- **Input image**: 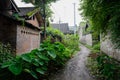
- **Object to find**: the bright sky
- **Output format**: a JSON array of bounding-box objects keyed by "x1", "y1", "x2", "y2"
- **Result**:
[{"x1": 51, "y1": 0, "x2": 83, "y2": 26}]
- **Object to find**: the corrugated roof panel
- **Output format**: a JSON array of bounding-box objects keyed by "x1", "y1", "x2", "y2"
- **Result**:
[{"x1": 14, "y1": 0, "x2": 34, "y2": 7}]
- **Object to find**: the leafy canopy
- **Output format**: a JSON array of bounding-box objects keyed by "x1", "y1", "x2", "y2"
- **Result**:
[
  {"x1": 80, "y1": 0, "x2": 120, "y2": 48},
  {"x1": 22, "y1": 0, "x2": 58, "y2": 19}
]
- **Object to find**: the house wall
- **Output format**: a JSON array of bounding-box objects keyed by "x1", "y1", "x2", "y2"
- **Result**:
[
  {"x1": 16, "y1": 25, "x2": 40, "y2": 55},
  {"x1": 0, "y1": 15, "x2": 16, "y2": 54},
  {"x1": 26, "y1": 16, "x2": 40, "y2": 28},
  {"x1": 80, "y1": 34, "x2": 92, "y2": 46},
  {"x1": 78, "y1": 26, "x2": 83, "y2": 41},
  {"x1": 0, "y1": 0, "x2": 10, "y2": 10},
  {"x1": 101, "y1": 35, "x2": 120, "y2": 61}
]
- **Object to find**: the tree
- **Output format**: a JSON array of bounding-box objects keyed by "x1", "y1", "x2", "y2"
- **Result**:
[
  {"x1": 80, "y1": 0, "x2": 120, "y2": 48},
  {"x1": 22, "y1": 0, "x2": 57, "y2": 19},
  {"x1": 22, "y1": 0, "x2": 58, "y2": 39}
]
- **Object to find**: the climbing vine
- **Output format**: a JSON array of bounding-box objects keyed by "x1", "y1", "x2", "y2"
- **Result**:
[{"x1": 80, "y1": 0, "x2": 120, "y2": 48}]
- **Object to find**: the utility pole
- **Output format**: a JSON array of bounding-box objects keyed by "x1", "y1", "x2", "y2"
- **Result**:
[
  {"x1": 73, "y1": 3, "x2": 76, "y2": 34},
  {"x1": 59, "y1": 18, "x2": 61, "y2": 30},
  {"x1": 42, "y1": 0, "x2": 46, "y2": 39}
]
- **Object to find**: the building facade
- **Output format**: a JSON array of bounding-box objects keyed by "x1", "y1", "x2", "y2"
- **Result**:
[{"x1": 0, "y1": 0, "x2": 42, "y2": 55}]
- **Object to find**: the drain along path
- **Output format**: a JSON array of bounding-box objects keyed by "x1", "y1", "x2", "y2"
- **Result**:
[{"x1": 50, "y1": 45, "x2": 94, "y2": 80}]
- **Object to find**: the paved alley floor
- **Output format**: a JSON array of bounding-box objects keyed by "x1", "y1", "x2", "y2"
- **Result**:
[{"x1": 50, "y1": 45, "x2": 94, "y2": 80}]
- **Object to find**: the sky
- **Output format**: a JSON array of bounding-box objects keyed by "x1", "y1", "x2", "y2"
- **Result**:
[
  {"x1": 51, "y1": 0, "x2": 83, "y2": 26},
  {"x1": 14, "y1": 0, "x2": 83, "y2": 26}
]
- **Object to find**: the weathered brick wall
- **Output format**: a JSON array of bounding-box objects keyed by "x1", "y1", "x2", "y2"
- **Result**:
[
  {"x1": 0, "y1": 15, "x2": 41, "y2": 55},
  {"x1": 101, "y1": 35, "x2": 120, "y2": 61},
  {"x1": 16, "y1": 25, "x2": 40, "y2": 55},
  {"x1": 0, "y1": 16, "x2": 16, "y2": 54}
]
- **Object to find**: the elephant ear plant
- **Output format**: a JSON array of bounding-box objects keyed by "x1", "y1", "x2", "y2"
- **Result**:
[{"x1": 0, "y1": 41, "x2": 70, "y2": 80}]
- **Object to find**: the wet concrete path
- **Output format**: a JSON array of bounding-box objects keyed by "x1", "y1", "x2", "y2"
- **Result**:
[{"x1": 50, "y1": 45, "x2": 94, "y2": 80}]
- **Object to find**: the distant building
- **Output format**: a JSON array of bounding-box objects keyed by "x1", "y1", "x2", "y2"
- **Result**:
[{"x1": 51, "y1": 23, "x2": 74, "y2": 34}]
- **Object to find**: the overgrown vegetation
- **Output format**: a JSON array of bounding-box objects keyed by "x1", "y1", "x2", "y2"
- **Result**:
[
  {"x1": 80, "y1": 0, "x2": 120, "y2": 48},
  {"x1": 0, "y1": 27, "x2": 79, "y2": 80},
  {"x1": 46, "y1": 27, "x2": 80, "y2": 55},
  {"x1": 85, "y1": 38, "x2": 119, "y2": 80},
  {"x1": 22, "y1": 0, "x2": 57, "y2": 20},
  {"x1": 87, "y1": 53, "x2": 120, "y2": 80},
  {"x1": 0, "y1": 43, "x2": 14, "y2": 63},
  {"x1": 63, "y1": 34, "x2": 80, "y2": 55},
  {"x1": 46, "y1": 27, "x2": 64, "y2": 42},
  {"x1": 0, "y1": 41, "x2": 71, "y2": 80},
  {"x1": 82, "y1": 42, "x2": 100, "y2": 53}
]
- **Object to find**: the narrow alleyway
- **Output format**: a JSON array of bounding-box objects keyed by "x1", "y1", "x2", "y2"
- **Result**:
[{"x1": 50, "y1": 45, "x2": 94, "y2": 80}]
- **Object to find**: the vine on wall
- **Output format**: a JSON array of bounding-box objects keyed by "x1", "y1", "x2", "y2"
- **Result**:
[{"x1": 80, "y1": 0, "x2": 120, "y2": 48}]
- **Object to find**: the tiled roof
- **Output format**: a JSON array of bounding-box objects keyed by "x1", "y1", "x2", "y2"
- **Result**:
[
  {"x1": 0, "y1": 0, "x2": 19, "y2": 12},
  {"x1": 51, "y1": 23, "x2": 70, "y2": 34},
  {"x1": 0, "y1": 13, "x2": 40, "y2": 30},
  {"x1": 18, "y1": 7, "x2": 35, "y2": 16},
  {"x1": 13, "y1": 0, "x2": 36, "y2": 17},
  {"x1": 13, "y1": 0, "x2": 34, "y2": 7}
]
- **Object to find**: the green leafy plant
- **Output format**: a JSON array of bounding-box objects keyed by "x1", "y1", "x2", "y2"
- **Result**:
[
  {"x1": 92, "y1": 42, "x2": 100, "y2": 53},
  {"x1": 63, "y1": 34, "x2": 80, "y2": 55},
  {"x1": 46, "y1": 27, "x2": 64, "y2": 42},
  {"x1": 0, "y1": 43, "x2": 14, "y2": 63},
  {"x1": 87, "y1": 53, "x2": 120, "y2": 80},
  {"x1": 80, "y1": 0, "x2": 120, "y2": 48},
  {"x1": 0, "y1": 40, "x2": 71, "y2": 80}
]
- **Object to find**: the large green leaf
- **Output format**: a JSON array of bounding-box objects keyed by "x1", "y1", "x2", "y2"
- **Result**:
[
  {"x1": 24, "y1": 68, "x2": 31, "y2": 73},
  {"x1": 38, "y1": 54, "x2": 49, "y2": 61},
  {"x1": 38, "y1": 48, "x2": 45, "y2": 51},
  {"x1": 34, "y1": 58, "x2": 44, "y2": 66},
  {"x1": 1, "y1": 61, "x2": 12, "y2": 68},
  {"x1": 30, "y1": 70, "x2": 38, "y2": 79},
  {"x1": 21, "y1": 54, "x2": 32, "y2": 63},
  {"x1": 32, "y1": 59, "x2": 40, "y2": 66},
  {"x1": 31, "y1": 49, "x2": 38, "y2": 54},
  {"x1": 36, "y1": 68, "x2": 45, "y2": 75},
  {"x1": 8, "y1": 62, "x2": 22, "y2": 75},
  {"x1": 38, "y1": 61, "x2": 44, "y2": 66},
  {"x1": 47, "y1": 51, "x2": 56, "y2": 58},
  {"x1": 24, "y1": 69, "x2": 39, "y2": 79}
]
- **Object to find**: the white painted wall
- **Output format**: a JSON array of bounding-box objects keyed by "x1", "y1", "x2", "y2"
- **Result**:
[
  {"x1": 80, "y1": 34, "x2": 92, "y2": 46},
  {"x1": 101, "y1": 36, "x2": 120, "y2": 61}
]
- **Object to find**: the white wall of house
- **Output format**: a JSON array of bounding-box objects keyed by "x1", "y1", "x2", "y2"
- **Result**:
[
  {"x1": 78, "y1": 26, "x2": 92, "y2": 46},
  {"x1": 80, "y1": 34, "x2": 92, "y2": 46},
  {"x1": 79, "y1": 26, "x2": 83, "y2": 41},
  {"x1": 101, "y1": 35, "x2": 120, "y2": 61}
]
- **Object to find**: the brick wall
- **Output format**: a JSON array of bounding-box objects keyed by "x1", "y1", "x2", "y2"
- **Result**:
[
  {"x1": 0, "y1": 14, "x2": 41, "y2": 55},
  {"x1": 16, "y1": 25, "x2": 40, "y2": 55}
]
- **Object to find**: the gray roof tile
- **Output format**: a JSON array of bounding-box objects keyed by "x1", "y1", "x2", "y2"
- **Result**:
[{"x1": 51, "y1": 23, "x2": 70, "y2": 34}]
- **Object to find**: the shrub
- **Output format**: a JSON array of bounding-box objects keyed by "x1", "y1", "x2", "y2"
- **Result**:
[
  {"x1": 80, "y1": 0, "x2": 120, "y2": 48},
  {"x1": 46, "y1": 27, "x2": 64, "y2": 42},
  {"x1": 87, "y1": 53, "x2": 120, "y2": 80},
  {"x1": 63, "y1": 34, "x2": 80, "y2": 54},
  {"x1": 92, "y1": 42, "x2": 100, "y2": 53},
  {"x1": 0, "y1": 43, "x2": 14, "y2": 63},
  {"x1": 0, "y1": 41, "x2": 71, "y2": 80}
]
